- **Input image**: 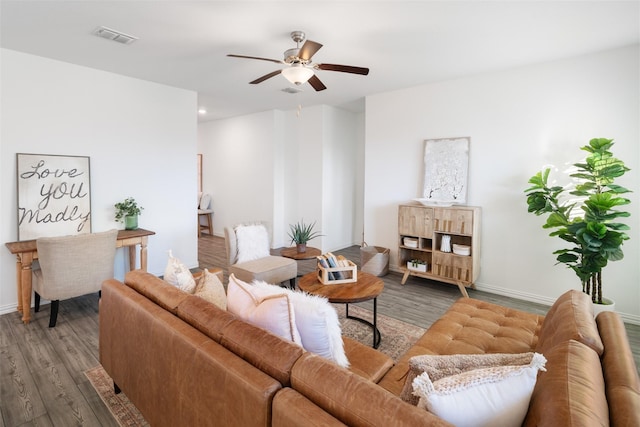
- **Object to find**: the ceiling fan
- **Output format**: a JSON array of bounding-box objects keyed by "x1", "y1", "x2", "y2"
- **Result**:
[{"x1": 227, "y1": 31, "x2": 369, "y2": 92}]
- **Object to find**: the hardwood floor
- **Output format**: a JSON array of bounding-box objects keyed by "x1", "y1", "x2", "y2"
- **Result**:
[
  {"x1": 0, "y1": 293, "x2": 118, "y2": 427},
  {"x1": 1, "y1": 234, "x2": 638, "y2": 426}
]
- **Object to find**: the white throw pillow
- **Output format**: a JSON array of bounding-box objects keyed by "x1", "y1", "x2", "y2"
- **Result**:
[
  {"x1": 400, "y1": 352, "x2": 536, "y2": 405},
  {"x1": 163, "y1": 250, "x2": 196, "y2": 293},
  {"x1": 235, "y1": 224, "x2": 270, "y2": 263},
  {"x1": 252, "y1": 280, "x2": 348, "y2": 368},
  {"x1": 199, "y1": 193, "x2": 212, "y2": 210},
  {"x1": 412, "y1": 353, "x2": 547, "y2": 427},
  {"x1": 226, "y1": 274, "x2": 302, "y2": 345},
  {"x1": 194, "y1": 268, "x2": 227, "y2": 310}
]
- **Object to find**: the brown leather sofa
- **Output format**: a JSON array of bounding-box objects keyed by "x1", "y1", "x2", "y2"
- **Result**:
[{"x1": 100, "y1": 271, "x2": 639, "y2": 426}]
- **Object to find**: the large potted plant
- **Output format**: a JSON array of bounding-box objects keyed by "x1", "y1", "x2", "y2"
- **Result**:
[
  {"x1": 115, "y1": 197, "x2": 144, "y2": 230},
  {"x1": 524, "y1": 138, "x2": 631, "y2": 307},
  {"x1": 288, "y1": 220, "x2": 323, "y2": 253}
]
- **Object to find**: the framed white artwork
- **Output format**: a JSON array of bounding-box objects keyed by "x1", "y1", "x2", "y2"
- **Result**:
[
  {"x1": 16, "y1": 153, "x2": 92, "y2": 240},
  {"x1": 421, "y1": 137, "x2": 470, "y2": 205}
]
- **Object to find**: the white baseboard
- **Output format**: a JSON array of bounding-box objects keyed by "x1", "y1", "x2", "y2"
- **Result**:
[
  {"x1": 474, "y1": 281, "x2": 640, "y2": 325},
  {"x1": 473, "y1": 281, "x2": 556, "y2": 306},
  {"x1": 1, "y1": 300, "x2": 52, "y2": 317},
  {"x1": 0, "y1": 303, "x2": 18, "y2": 316},
  {"x1": 389, "y1": 265, "x2": 640, "y2": 325}
]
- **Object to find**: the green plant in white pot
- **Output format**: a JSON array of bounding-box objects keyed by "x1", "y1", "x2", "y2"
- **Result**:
[
  {"x1": 115, "y1": 197, "x2": 144, "y2": 230},
  {"x1": 288, "y1": 220, "x2": 323, "y2": 253},
  {"x1": 524, "y1": 138, "x2": 631, "y2": 306}
]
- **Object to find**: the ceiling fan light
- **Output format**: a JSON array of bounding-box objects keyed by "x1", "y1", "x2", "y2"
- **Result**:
[{"x1": 282, "y1": 65, "x2": 314, "y2": 85}]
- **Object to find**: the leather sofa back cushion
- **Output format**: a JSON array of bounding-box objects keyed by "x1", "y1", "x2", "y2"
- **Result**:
[
  {"x1": 535, "y1": 290, "x2": 604, "y2": 356},
  {"x1": 524, "y1": 340, "x2": 608, "y2": 426},
  {"x1": 124, "y1": 270, "x2": 189, "y2": 314},
  {"x1": 175, "y1": 295, "x2": 236, "y2": 342},
  {"x1": 221, "y1": 319, "x2": 304, "y2": 386}
]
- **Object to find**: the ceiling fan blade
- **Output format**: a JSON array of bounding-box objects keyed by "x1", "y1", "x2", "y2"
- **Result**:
[
  {"x1": 316, "y1": 63, "x2": 369, "y2": 75},
  {"x1": 227, "y1": 54, "x2": 283, "y2": 64},
  {"x1": 250, "y1": 70, "x2": 282, "y2": 84},
  {"x1": 307, "y1": 74, "x2": 327, "y2": 92},
  {"x1": 298, "y1": 40, "x2": 323, "y2": 61}
]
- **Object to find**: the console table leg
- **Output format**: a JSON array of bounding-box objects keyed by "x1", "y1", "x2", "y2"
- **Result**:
[{"x1": 15, "y1": 258, "x2": 22, "y2": 313}]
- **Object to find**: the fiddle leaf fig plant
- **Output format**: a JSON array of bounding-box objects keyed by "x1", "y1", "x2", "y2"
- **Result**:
[{"x1": 524, "y1": 138, "x2": 631, "y2": 304}]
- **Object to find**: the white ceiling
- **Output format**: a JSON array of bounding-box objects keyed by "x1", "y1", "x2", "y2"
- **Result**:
[{"x1": 1, "y1": 1, "x2": 638, "y2": 122}]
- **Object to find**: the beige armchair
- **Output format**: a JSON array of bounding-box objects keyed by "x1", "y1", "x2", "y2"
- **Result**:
[
  {"x1": 225, "y1": 223, "x2": 297, "y2": 288},
  {"x1": 33, "y1": 229, "x2": 118, "y2": 327}
]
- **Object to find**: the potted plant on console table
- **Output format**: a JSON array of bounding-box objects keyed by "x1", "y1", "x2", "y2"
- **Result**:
[
  {"x1": 115, "y1": 197, "x2": 144, "y2": 230},
  {"x1": 524, "y1": 138, "x2": 631, "y2": 312},
  {"x1": 288, "y1": 220, "x2": 323, "y2": 253}
]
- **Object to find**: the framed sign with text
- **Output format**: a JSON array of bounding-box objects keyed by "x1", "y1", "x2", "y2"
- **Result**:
[{"x1": 16, "y1": 153, "x2": 92, "y2": 241}]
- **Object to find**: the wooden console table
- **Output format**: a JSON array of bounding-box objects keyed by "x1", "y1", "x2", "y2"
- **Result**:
[{"x1": 5, "y1": 228, "x2": 155, "y2": 324}]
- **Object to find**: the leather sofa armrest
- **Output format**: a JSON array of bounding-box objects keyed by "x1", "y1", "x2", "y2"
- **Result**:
[
  {"x1": 343, "y1": 337, "x2": 393, "y2": 383},
  {"x1": 596, "y1": 311, "x2": 640, "y2": 426}
]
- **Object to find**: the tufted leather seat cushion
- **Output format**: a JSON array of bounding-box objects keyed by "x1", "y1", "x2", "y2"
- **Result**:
[{"x1": 378, "y1": 297, "x2": 544, "y2": 396}]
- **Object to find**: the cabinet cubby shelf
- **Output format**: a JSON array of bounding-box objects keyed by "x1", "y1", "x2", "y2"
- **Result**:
[{"x1": 398, "y1": 204, "x2": 481, "y2": 297}]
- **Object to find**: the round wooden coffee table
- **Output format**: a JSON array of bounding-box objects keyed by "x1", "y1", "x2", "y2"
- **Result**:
[
  {"x1": 280, "y1": 246, "x2": 321, "y2": 260},
  {"x1": 298, "y1": 271, "x2": 384, "y2": 348}
]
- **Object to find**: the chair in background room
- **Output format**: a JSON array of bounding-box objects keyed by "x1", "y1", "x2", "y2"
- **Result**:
[
  {"x1": 198, "y1": 193, "x2": 214, "y2": 237},
  {"x1": 33, "y1": 229, "x2": 118, "y2": 327},
  {"x1": 225, "y1": 222, "x2": 297, "y2": 288}
]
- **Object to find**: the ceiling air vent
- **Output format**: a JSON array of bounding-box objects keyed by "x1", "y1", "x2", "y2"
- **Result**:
[{"x1": 92, "y1": 26, "x2": 138, "y2": 45}]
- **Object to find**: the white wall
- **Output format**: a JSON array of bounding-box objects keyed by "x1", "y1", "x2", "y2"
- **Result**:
[
  {"x1": 0, "y1": 49, "x2": 198, "y2": 313},
  {"x1": 364, "y1": 45, "x2": 640, "y2": 322},
  {"x1": 197, "y1": 105, "x2": 361, "y2": 251},
  {"x1": 197, "y1": 110, "x2": 277, "y2": 242},
  {"x1": 322, "y1": 106, "x2": 360, "y2": 251}
]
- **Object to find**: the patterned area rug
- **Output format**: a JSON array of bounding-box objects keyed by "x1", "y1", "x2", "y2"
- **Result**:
[
  {"x1": 335, "y1": 304, "x2": 425, "y2": 362},
  {"x1": 85, "y1": 367, "x2": 149, "y2": 427},
  {"x1": 85, "y1": 306, "x2": 425, "y2": 426}
]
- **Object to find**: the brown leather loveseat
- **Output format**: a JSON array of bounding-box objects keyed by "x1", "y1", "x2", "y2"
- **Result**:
[{"x1": 100, "y1": 271, "x2": 639, "y2": 426}]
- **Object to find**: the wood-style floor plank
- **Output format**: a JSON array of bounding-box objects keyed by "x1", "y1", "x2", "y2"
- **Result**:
[
  {"x1": 0, "y1": 342, "x2": 47, "y2": 426},
  {"x1": 76, "y1": 381, "x2": 119, "y2": 427},
  {"x1": 30, "y1": 363, "x2": 100, "y2": 426}
]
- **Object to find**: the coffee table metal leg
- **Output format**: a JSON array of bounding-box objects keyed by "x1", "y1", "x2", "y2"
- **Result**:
[{"x1": 345, "y1": 299, "x2": 382, "y2": 349}]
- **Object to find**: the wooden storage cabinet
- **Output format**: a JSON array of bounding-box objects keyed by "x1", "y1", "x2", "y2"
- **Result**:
[{"x1": 398, "y1": 204, "x2": 481, "y2": 297}]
